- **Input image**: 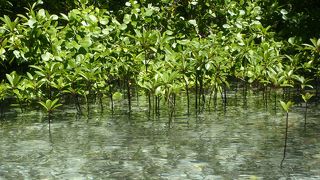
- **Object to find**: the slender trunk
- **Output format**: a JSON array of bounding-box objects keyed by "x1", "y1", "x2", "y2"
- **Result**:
[
  {"x1": 185, "y1": 82, "x2": 190, "y2": 115},
  {"x1": 85, "y1": 83, "x2": 91, "y2": 116},
  {"x1": 99, "y1": 94, "x2": 103, "y2": 113},
  {"x1": 148, "y1": 92, "x2": 151, "y2": 113},
  {"x1": 213, "y1": 88, "x2": 217, "y2": 110},
  {"x1": 152, "y1": 94, "x2": 155, "y2": 116},
  {"x1": 109, "y1": 87, "x2": 114, "y2": 113},
  {"x1": 243, "y1": 81, "x2": 247, "y2": 109},
  {"x1": 316, "y1": 77, "x2": 319, "y2": 101},
  {"x1": 48, "y1": 83, "x2": 52, "y2": 99},
  {"x1": 173, "y1": 94, "x2": 176, "y2": 111},
  {"x1": 304, "y1": 102, "x2": 308, "y2": 129},
  {"x1": 136, "y1": 87, "x2": 139, "y2": 106},
  {"x1": 208, "y1": 89, "x2": 213, "y2": 111},
  {"x1": 168, "y1": 94, "x2": 175, "y2": 125},
  {"x1": 281, "y1": 112, "x2": 289, "y2": 168},
  {"x1": 157, "y1": 96, "x2": 160, "y2": 116},
  {"x1": 85, "y1": 94, "x2": 90, "y2": 116},
  {"x1": 75, "y1": 94, "x2": 82, "y2": 115},
  {"x1": 48, "y1": 113, "x2": 52, "y2": 125},
  {"x1": 223, "y1": 84, "x2": 227, "y2": 110},
  {"x1": 127, "y1": 77, "x2": 131, "y2": 112},
  {"x1": 144, "y1": 47, "x2": 148, "y2": 73},
  {"x1": 16, "y1": 96, "x2": 23, "y2": 113},
  {"x1": 274, "y1": 91, "x2": 277, "y2": 112},
  {"x1": 0, "y1": 102, "x2": 3, "y2": 117},
  {"x1": 265, "y1": 87, "x2": 268, "y2": 108},
  {"x1": 168, "y1": 96, "x2": 172, "y2": 125},
  {"x1": 195, "y1": 74, "x2": 198, "y2": 113},
  {"x1": 155, "y1": 96, "x2": 158, "y2": 115},
  {"x1": 200, "y1": 77, "x2": 205, "y2": 111}
]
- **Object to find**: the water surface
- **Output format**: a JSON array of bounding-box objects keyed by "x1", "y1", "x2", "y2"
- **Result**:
[{"x1": 0, "y1": 95, "x2": 320, "y2": 179}]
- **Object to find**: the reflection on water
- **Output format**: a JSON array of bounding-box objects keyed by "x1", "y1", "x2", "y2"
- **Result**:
[{"x1": 0, "y1": 94, "x2": 320, "y2": 179}]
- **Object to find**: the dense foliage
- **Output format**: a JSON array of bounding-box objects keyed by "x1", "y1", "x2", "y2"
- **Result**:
[{"x1": 0, "y1": 0, "x2": 319, "y2": 119}]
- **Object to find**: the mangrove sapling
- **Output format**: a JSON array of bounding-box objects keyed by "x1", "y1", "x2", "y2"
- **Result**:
[
  {"x1": 301, "y1": 93, "x2": 314, "y2": 129},
  {"x1": 0, "y1": 83, "x2": 7, "y2": 117},
  {"x1": 25, "y1": 72, "x2": 45, "y2": 101},
  {"x1": 30, "y1": 62, "x2": 61, "y2": 99},
  {"x1": 92, "y1": 77, "x2": 107, "y2": 113},
  {"x1": 112, "y1": 91, "x2": 123, "y2": 110},
  {"x1": 51, "y1": 77, "x2": 68, "y2": 98},
  {"x1": 39, "y1": 98, "x2": 62, "y2": 126},
  {"x1": 64, "y1": 86, "x2": 83, "y2": 115},
  {"x1": 126, "y1": 77, "x2": 132, "y2": 112},
  {"x1": 184, "y1": 76, "x2": 190, "y2": 115},
  {"x1": 79, "y1": 66, "x2": 100, "y2": 116},
  {"x1": 267, "y1": 66, "x2": 285, "y2": 111},
  {"x1": 5, "y1": 71, "x2": 24, "y2": 112},
  {"x1": 279, "y1": 100, "x2": 294, "y2": 168}
]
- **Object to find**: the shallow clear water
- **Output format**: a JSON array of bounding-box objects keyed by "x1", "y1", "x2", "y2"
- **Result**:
[{"x1": 0, "y1": 94, "x2": 320, "y2": 179}]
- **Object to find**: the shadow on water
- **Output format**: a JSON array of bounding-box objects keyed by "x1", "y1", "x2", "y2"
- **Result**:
[{"x1": 0, "y1": 94, "x2": 320, "y2": 179}]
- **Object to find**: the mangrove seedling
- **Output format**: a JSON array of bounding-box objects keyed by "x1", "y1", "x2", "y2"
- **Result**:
[
  {"x1": 301, "y1": 93, "x2": 314, "y2": 129},
  {"x1": 279, "y1": 100, "x2": 294, "y2": 168},
  {"x1": 0, "y1": 83, "x2": 8, "y2": 117},
  {"x1": 112, "y1": 91, "x2": 123, "y2": 111},
  {"x1": 39, "y1": 98, "x2": 62, "y2": 124},
  {"x1": 6, "y1": 71, "x2": 24, "y2": 112}
]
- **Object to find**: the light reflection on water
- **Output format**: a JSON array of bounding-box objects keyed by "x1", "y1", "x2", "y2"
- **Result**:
[{"x1": 0, "y1": 94, "x2": 320, "y2": 179}]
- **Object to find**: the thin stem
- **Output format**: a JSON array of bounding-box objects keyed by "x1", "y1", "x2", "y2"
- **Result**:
[
  {"x1": 304, "y1": 102, "x2": 308, "y2": 129},
  {"x1": 281, "y1": 112, "x2": 289, "y2": 168},
  {"x1": 185, "y1": 82, "x2": 190, "y2": 115},
  {"x1": 99, "y1": 94, "x2": 104, "y2": 113},
  {"x1": 195, "y1": 74, "x2": 198, "y2": 113},
  {"x1": 127, "y1": 77, "x2": 131, "y2": 112}
]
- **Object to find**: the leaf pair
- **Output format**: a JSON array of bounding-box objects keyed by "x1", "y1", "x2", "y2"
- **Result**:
[
  {"x1": 6, "y1": 71, "x2": 21, "y2": 89},
  {"x1": 301, "y1": 93, "x2": 314, "y2": 103},
  {"x1": 38, "y1": 98, "x2": 62, "y2": 114},
  {"x1": 279, "y1": 100, "x2": 294, "y2": 113}
]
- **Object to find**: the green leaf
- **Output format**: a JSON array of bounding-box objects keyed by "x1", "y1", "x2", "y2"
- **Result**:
[
  {"x1": 34, "y1": 70, "x2": 45, "y2": 77},
  {"x1": 50, "y1": 15, "x2": 58, "y2": 20},
  {"x1": 150, "y1": 47, "x2": 157, "y2": 52},
  {"x1": 89, "y1": 14, "x2": 98, "y2": 23},
  {"x1": 41, "y1": 52, "x2": 52, "y2": 61},
  {"x1": 79, "y1": 36, "x2": 92, "y2": 48},
  {"x1": 125, "y1": 2, "x2": 131, "y2": 6},
  {"x1": 188, "y1": 19, "x2": 197, "y2": 27},
  {"x1": 80, "y1": 0, "x2": 88, "y2": 5},
  {"x1": 120, "y1": 24, "x2": 127, "y2": 30},
  {"x1": 0, "y1": 48, "x2": 6, "y2": 55},
  {"x1": 60, "y1": 13, "x2": 69, "y2": 21},
  {"x1": 0, "y1": 16, "x2": 10, "y2": 31},
  {"x1": 27, "y1": 18, "x2": 37, "y2": 28},
  {"x1": 123, "y1": 14, "x2": 131, "y2": 24},
  {"x1": 39, "y1": 101, "x2": 49, "y2": 111},
  {"x1": 112, "y1": 92, "x2": 122, "y2": 101},
  {"x1": 6, "y1": 74, "x2": 13, "y2": 87},
  {"x1": 205, "y1": 63, "x2": 211, "y2": 70},
  {"x1": 288, "y1": 37, "x2": 296, "y2": 45},
  {"x1": 13, "y1": 50, "x2": 20, "y2": 58},
  {"x1": 100, "y1": 18, "x2": 109, "y2": 25},
  {"x1": 301, "y1": 93, "x2": 314, "y2": 102},
  {"x1": 39, "y1": 98, "x2": 62, "y2": 113},
  {"x1": 222, "y1": 24, "x2": 230, "y2": 29},
  {"x1": 37, "y1": 9, "x2": 46, "y2": 18},
  {"x1": 280, "y1": 9, "x2": 288, "y2": 15},
  {"x1": 145, "y1": 8, "x2": 153, "y2": 17},
  {"x1": 279, "y1": 100, "x2": 294, "y2": 113},
  {"x1": 239, "y1": 10, "x2": 245, "y2": 15}
]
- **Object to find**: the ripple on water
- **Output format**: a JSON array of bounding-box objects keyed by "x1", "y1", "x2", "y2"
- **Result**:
[{"x1": 1, "y1": 95, "x2": 320, "y2": 179}]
